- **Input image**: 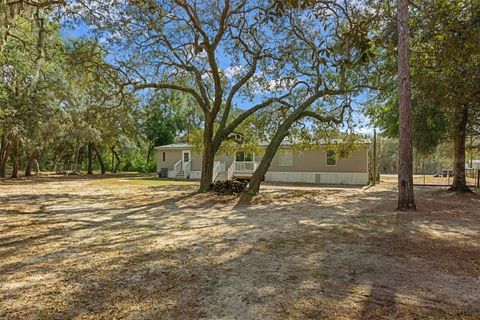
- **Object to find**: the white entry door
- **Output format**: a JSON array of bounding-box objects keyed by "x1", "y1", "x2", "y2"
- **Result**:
[{"x1": 182, "y1": 150, "x2": 191, "y2": 169}]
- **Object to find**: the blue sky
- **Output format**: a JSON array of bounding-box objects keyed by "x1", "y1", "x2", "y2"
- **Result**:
[{"x1": 61, "y1": 22, "x2": 90, "y2": 40}]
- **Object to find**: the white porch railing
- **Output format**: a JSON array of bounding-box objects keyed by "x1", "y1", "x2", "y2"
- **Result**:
[
  {"x1": 227, "y1": 161, "x2": 235, "y2": 180},
  {"x1": 184, "y1": 160, "x2": 192, "y2": 178},
  {"x1": 234, "y1": 161, "x2": 259, "y2": 172},
  {"x1": 213, "y1": 161, "x2": 220, "y2": 182},
  {"x1": 173, "y1": 160, "x2": 182, "y2": 174}
]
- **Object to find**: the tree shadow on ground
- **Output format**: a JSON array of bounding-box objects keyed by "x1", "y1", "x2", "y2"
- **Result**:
[{"x1": 1, "y1": 182, "x2": 479, "y2": 319}]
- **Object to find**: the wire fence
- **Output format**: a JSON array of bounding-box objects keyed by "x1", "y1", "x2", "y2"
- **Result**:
[{"x1": 379, "y1": 170, "x2": 479, "y2": 188}]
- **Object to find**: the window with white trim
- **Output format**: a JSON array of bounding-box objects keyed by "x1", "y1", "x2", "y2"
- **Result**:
[
  {"x1": 236, "y1": 151, "x2": 253, "y2": 162},
  {"x1": 162, "y1": 152, "x2": 166, "y2": 162},
  {"x1": 327, "y1": 150, "x2": 336, "y2": 166},
  {"x1": 279, "y1": 149, "x2": 293, "y2": 166}
]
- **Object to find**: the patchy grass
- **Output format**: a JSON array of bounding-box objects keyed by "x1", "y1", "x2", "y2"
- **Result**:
[
  {"x1": 0, "y1": 175, "x2": 479, "y2": 319},
  {"x1": 90, "y1": 175, "x2": 197, "y2": 187}
]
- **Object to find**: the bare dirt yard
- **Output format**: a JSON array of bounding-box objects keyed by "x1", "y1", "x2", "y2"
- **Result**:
[{"x1": 1, "y1": 175, "x2": 479, "y2": 320}]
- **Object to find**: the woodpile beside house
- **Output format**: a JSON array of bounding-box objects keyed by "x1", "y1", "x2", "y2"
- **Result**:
[{"x1": 210, "y1": 180, "x2": 248, "y2": 194}]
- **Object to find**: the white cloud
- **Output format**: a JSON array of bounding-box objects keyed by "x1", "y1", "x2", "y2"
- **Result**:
[
  {"x1": 224, "y1": 65, "x2": 245, "y2": 78},
  {"x1": 251, "y1": 76, "x2": 298, "y2": 94}
]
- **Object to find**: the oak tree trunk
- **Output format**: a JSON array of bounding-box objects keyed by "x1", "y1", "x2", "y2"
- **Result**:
[
  {"x1": 87, "y1": 142, "x2": 94, "y2": 175},
  {"x1": 67, "y1": 154, "x2": 72, "y2": 171},
  {"x1": 25, "y1": 155, "x2": 33, "y2": 177},
  {"x1": 199, "y1": 118, "x2": 217, "y2": 192},
  {"x1": 52, "y1": 149, "x2": 64, "y2": 173},
  {"x1": 245, "y1": 121, "x2": 292, "y2": 197},
  {"x1": 113, "y1": 149, "x2": 121, "y2": 173},
  {"x1": 111, "y1": 148, "x2": 115, "y2": 172},
  {"x1": 146, "y1": 142, "x2": 153, "y2": 167},
  {"x1": 0, "y1": 134, "x2": 9, "y2": 178},
  {"x1": 34, "y1": 159, "x2": 40, "y2": 175},
  {"x1": 25, "y1": 150, "x2": 40, "y2": 177},
  {"x1": 242, "y1": 96, "x2": 323, "y2": 197},
  {"x1": 25, "y1": 158, "x2": 41, "y2": 176},
  {"x1": 1, "y1": 150, "x2": 9, "y2": 178},
  {"x1": 0, "y1": 134, "x2": 5, "y2": 176},
  {"x1": 10, "y1": 137, "x2": 19, "y2": 179},
  {"x1": 448, "y1": 105, "x2": 470, "y2": 192},
  {"x1": 397, "y1": 0, "x2": 416, "y2": 210},
  {"x1": 73, "y1": 142, "x2": 80, "y2": 172},
  {"x1": 93, "y1": 144, "x2": 106, "y2": 174}
]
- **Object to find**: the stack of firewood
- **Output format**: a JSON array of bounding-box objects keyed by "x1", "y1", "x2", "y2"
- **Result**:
[
  {"x1": 56, "y1": 170, "x2": 81, "y2": 176},
  {"x1": 210, "y1": 180, "x2": 248, "y2": 194}
]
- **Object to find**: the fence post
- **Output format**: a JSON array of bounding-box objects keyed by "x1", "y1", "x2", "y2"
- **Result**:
[{"x1": 477, "y1": 169, "x2": 479, "y2": 188}]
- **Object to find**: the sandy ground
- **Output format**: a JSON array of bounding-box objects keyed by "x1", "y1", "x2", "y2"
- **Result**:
[{"x1": 0, "y1": 175, "x2": 479, "y2": 320}]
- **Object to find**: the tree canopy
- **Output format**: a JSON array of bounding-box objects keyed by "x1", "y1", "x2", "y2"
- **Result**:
[{"x1": 1, "y1": 0, "x2": 478, "y2": 200}]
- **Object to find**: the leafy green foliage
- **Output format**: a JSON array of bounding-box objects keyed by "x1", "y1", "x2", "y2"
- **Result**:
[
  {"x1": 372, "y1": 96, "x2": 448, "y2": 157},
  {"x1": 368, "y1": 0, "x2": 480, "y2": 158},
  {"x1": 142, "y1": 90, "x2": 194, "y2": 151},
  {"x1": 1, "y1": 16, "x2": 155, "y2": 175}
]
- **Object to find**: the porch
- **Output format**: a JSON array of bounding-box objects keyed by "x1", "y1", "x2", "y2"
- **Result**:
[
  {"x1": 231, "y1": 161, "x2": 260, "y2": 179},
  {"x1": 169, "y1": 159, "x2": 260, "y2": 181}
]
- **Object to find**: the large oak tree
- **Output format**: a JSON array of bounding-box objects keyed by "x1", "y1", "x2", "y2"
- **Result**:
[{"x1": 70, "y1": 0, "x2": 376, "y2": 192}]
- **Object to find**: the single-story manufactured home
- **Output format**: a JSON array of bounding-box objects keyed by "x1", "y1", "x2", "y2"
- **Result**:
[
  {"x1": 467, "y1": 160, "x2": 480, "y2": 169},
  {"x1": 155, "y1": 142, "x2": 369, "y2": 185}
]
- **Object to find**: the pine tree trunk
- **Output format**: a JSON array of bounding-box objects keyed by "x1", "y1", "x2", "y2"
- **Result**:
[
  {"x1": 448, "y1": 105, "x2": 470, "y2": 192},
  {"x1": 397, "y1": 0, "x2": 416, "y2": 210},
  {"x1": 10, "y1": 137, "x2": 19, "y2": 179},
  {"x1": 93, "y1": 144, "x2": 105, "y2": 174},
  {"x1": 87, "y1": 142, "x2": 93, "y2": 175}
]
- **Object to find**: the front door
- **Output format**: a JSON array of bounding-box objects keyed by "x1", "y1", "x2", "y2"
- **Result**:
[{"x1": 182, "y1": 150, "x2": 191, "y2": 169}]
